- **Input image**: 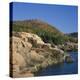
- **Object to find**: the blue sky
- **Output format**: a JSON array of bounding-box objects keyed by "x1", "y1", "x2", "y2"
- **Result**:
[{"x1": 11, "y1": 2, "x2": 78, "y2": 33}]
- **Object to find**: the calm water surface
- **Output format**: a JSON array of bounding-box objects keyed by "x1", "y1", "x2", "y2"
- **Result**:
[{"x1": 35, "y1": 52, "x2": 78, "y2": 76}]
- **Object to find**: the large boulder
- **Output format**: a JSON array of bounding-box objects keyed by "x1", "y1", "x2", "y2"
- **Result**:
[{"x1": 65, "y1": 55, "x2": 73, "y2": 63}]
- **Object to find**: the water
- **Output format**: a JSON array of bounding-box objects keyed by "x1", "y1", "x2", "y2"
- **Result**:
[{"x1": 35, "y1": 52, "x2": 78, "y2": 76}]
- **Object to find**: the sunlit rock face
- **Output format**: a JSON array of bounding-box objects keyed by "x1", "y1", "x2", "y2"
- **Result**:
[{"x1": 10, "y1": 32, "x2": 66, "y2": 77}]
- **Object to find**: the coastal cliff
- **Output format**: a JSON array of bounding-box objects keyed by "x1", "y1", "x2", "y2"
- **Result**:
[{"x1": 10, "y1": 32, "x2": 67, "y2": 77}]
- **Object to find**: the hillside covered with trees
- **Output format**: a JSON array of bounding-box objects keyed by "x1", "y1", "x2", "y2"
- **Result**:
[{"x1": 11, "y1": 19, "x2": 78, "y2": 46}]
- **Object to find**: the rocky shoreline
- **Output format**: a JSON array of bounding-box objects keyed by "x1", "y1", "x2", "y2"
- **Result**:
[{"x1": 10, "y1": 32, "x2": 77, "y2": 77}]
